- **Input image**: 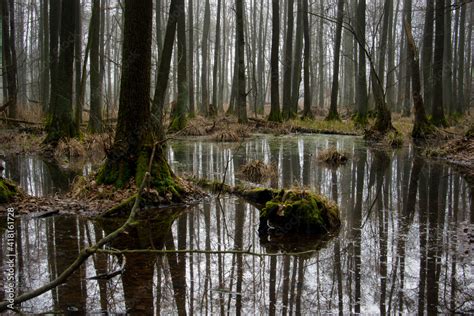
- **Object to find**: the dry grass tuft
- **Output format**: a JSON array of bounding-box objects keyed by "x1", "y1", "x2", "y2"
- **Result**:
[
  {"x1": 213, "y1": 130, "x2": 241, "y2": 142},
  {"x1": 239, "y1": 160, "x2": 276, "y2": 182},
  {"x1": 55, "y1": 138, "x2": 86, "y2": 159},
  {"x1": 317, "y1": 147, "x2": 348, "y2": 166}
]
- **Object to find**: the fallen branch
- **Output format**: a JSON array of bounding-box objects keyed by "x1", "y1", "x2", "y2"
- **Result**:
[
  {"x1": 0, "y1": 117, "x2": 42, "y2": 125},
  {"x1": 0, "y1": 172, "x2": 151, "y2": 311}
]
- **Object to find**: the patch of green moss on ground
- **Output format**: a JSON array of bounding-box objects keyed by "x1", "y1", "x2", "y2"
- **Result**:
[
  {"x1": 288, "y1": 118, "x2": 360, "y2": 135},
  {"x1": 0, "y1": 178, "x2": 18, "y2": 203}
]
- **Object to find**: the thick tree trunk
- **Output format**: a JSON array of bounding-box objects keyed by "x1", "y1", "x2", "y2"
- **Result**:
[
  {"x1": 1, "y1": 0, "x2": 18, "y2": 119},
  {"x1": 88, "y1": 0, "x2": 103, "y2": 133},
  {"x1": 98, "y1": 0, "x2": 180, "y2": 197},
  {"x1": 45, "y1": 0, "x2": 78, "y2": 144},
  {"x1": 431, "y1": 0, "x2": 446, "y2": 126},
  {"x1": 404, "y1": 18, "x2": 433, "y2": 139},
  {"x1": 74, "y1": 0, "x2": 82, "y2": 126},
  {"x1": 318, "y1": 0, "x2": 324, "y2": 109},
  {"x1": 48, "y1": 0, "x2": 60, "y2": 117},
  {"x1": 326, "y1": 0, "x2": 344, "y2": 121},
  {"x1": 236, "y1": 0, "x2": 247, "y2": 123},
  {"x1": 268, "y1": 0, "x2": 281, "y2": 122}
]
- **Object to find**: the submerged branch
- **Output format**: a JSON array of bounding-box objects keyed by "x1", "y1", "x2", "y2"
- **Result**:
[{"x1": 0, "y1": 172, "x2": 151, "y2": 311}]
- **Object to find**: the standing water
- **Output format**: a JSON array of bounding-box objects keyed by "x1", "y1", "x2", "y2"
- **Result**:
[{"x1": 0, "y1": 134, "x2": 472, "y2": 314}]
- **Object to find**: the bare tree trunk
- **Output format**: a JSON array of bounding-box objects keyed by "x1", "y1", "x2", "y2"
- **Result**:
[
  {"x1": 187, "y1": 0, "x2": 195, "y2": 116},
  {"x1": 456, "y1": 1, "x2": 466, "y2": 114},
  {"x1": 291, "y1": 0, "x2": 303, "y2": 116},
  {"x1": 236, "y1": 0, "x2": 247, "y2": 123},
  {"x1": 326, "y1": 0, "x2": 344, "y2": 121},
  {"x1": 318, "y1": 0, "x2": 324, "y2": 109},
  {"x1": 431, "y1": 0, "x2": 446, "y2": 126},
  {"x1": 422, "y1": 0, "x2": 434, "y2": 116},
  {"x1": 211, "y1": 0, "x2": 222, "y2": 116},
  {"x1": 443, "y1": 0, "x2": 453, "y2": 114},
  {"x1": 404, "y1": 17, "x2": 433, "y2": 139},
  {"x1": 201, "y1": 0, "x2": 210, "y2": 116},
  {"x1": 268, "y1": 0, "x2": 281, "y2": 122},
  {"x1": 301, "y1": 0, "x2": 313, "y2": 119},
  {"x1": 169, "y1": 0, "x2": 188, "y2": 132},
  {"x1": 74, "y1": 0, "x2": 82, "y2": 125},
  {"x1": 355, "y1": 0, "x2": 368, "y2": 123},
  {"x1": 1, "y1": 0, "x2": 18, "y2": 119},
  {"x1": 402, "y1": 0, "x2": 412, "y2": 117},
  {"x1": 282, "y1": 0, "x2": 294, "y2": 120},
  {"x1": 88, "y1": 0, "x2": 103, "y2": 133}
]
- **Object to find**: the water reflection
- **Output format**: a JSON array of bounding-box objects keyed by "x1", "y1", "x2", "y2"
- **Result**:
[{"x1": 0, "y1": 135, "x2": 473, "y2": 314}]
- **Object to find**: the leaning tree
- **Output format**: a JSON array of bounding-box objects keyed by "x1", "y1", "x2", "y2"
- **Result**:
[{"x1": 97, "y1": 0, "x2": 182, "y2": 199}]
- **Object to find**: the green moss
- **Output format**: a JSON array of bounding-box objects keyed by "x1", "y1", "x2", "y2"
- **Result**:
[
  {"x1": 268, "y1": 111, "x2": 282, "y2": 123},
  {"x1": 260, "y1": 189, "x2": 340, "y2": 235},
  {"x1": 0, "y1": 178, "x2": 18, "y2": 203},
  {"x1": 384, "y1": 130, "x2": 404, "y2": 148}
]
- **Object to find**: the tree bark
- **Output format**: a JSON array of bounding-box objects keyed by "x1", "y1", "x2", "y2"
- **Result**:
[
  {"x1": 268, "y1": 0, "x2": 281, "y2": 122},
  {"x1": 201, "y1": 0, "x2": 211, "y2": 116},
  {"x1": 187, "y1": 0, "x2": 195, "y2": 116},
  {"x1": 422, "y1": 0, "x2": 434, "y2": 115},
  {"x1": 169, "y1": 0, "x2": 188, "y2": 132},
  {"x1": 355, "y1": 0, "x2": 368, "y2": 123},
  {"x1": 431, "y1": 0, "x2": 446, "y2": 126},
  {"x1": 211, "y1": 0, "x2": 222, "y2": 116},
  {"x1": 282, "y1": 0, "x2": 294, "y2": 120},
  {"x1": 456, "y1": 1, "x2": 466, "y2": 114},
  {"x1": 291, "y1": 0, "x2": 303, "y2": 116},
  {"x1": 301, "y1": 0, "x2": 313, "y2": 119},
  {"x1": 1, "y1": 0, "x2": 18, "y2": 119},
  {"x1": 236, "y1": 0, "x2": 247, "y2": 123},
  {"x1": 404, "y1": 17, "x2": 434, "y2": 139},
  {"x1": 326, "y1": 0, "x2": 344, "y2": 120},
  {"x1": 45, "y1": 0, "x2": 78, "y2": 144},
  {"x1": 88, "y1": 0, "x2": 103, "y2": 133}
]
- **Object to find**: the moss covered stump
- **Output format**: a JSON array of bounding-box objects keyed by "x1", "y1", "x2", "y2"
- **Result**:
[
  {"x1": 259, "y1": 189, "x2": 340, "y2": 236},
  {"x1": 0, "y1": 178, "x2": 19, "y2": 203}
]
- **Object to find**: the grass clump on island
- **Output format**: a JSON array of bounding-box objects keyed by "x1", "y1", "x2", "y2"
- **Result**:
[
  {"x1": 317, "y1": 147, "x2": 349, "y2": 166},
  {"x1": 239, "y1": 160, "x2": 276, "y2": 182}
]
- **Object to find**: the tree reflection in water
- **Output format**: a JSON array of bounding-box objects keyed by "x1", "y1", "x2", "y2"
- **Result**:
[{"x1": 1, "y1": 135, "x2": 473, "y2": 314}]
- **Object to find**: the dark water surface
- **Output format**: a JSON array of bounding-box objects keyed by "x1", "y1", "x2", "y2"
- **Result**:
[{"x1": 1, "y1": 134, "x2": 473, "y2": 314}]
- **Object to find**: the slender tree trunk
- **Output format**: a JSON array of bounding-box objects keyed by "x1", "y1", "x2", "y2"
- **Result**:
[
  {"x1": 456, "y1": 1, "x2": 466, "y2": 114},
  {"x1": 48, "y1": 0, "x2": 60, "y2": 117},
  {"x1": 211, "y1": 0, "x2": 222, "y2": 116},
  {"x1": 443, "y1": 0, "x2": 453, "y2": 114},
  {"x1": 169, "y1": 0, "x2": 188, "y2": 132},
  {"x1": 187, "y1": 0, "x2": 195, "y2": 116},
  {"x1": 236, "y1": 0, "x2": 247, "y2": 123},
  {"x1": 402, "y1": 0, "x2": 412, "y2": 117},
  {"x1": 326, "y1": 0, "x2": 344, "y2": 121},
  {"x1": 431, "y1": 0, "x2": 446, "y2": 126},
  {"x1": 268, "y1": 0, "x2": 281, "y2": 122},
  {"x1": 40, "y1": 0, "x2": 49, "y2": 113},
  {"x1": 355, "y1": 0, "x2": 368, "y2": 123},
  {"x1": 422, "y1": 0, "x2": 434, "y2": 117},
  {"x1": 318, "y1": 0, "x2": 324, "y2": 109},
  {"x1": 74, "y1": 0, "x2": 82, "y2": 125},
  {"x1": 201, "y1": 0, "x2": 210, "y2": 116},
  {"x1": 88, "y1": 0, "x2": 103, "y2": 133},
  {"x1": 151, "y1": 0, "x2": 180, "y2": 138},
  {"x1": 282, "y1": 0, "x2": 294, "y2": 120},
  {"x1": 301, "y1": 0, "x2": 313, "y2": 119},
  {"x1": 386, "y1": 0, "x2": 399, "y2": 110},
  {"x1": 291, "y1": 0, "x2": 303, "y2": 116}
]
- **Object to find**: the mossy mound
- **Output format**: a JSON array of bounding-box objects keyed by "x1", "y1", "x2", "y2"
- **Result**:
[
  {"x1": 259, "y1": 189, "x2": 340, "y2": 236},
  {"x1": 239, "y1": 160, "x2": 276, "y2": 182},
  {"x1": 0, "y1": 178, "x2": 19, "y2": 203},
  {"x1": 317, "y1": 147, "x2": 348, "y2": 166}
]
